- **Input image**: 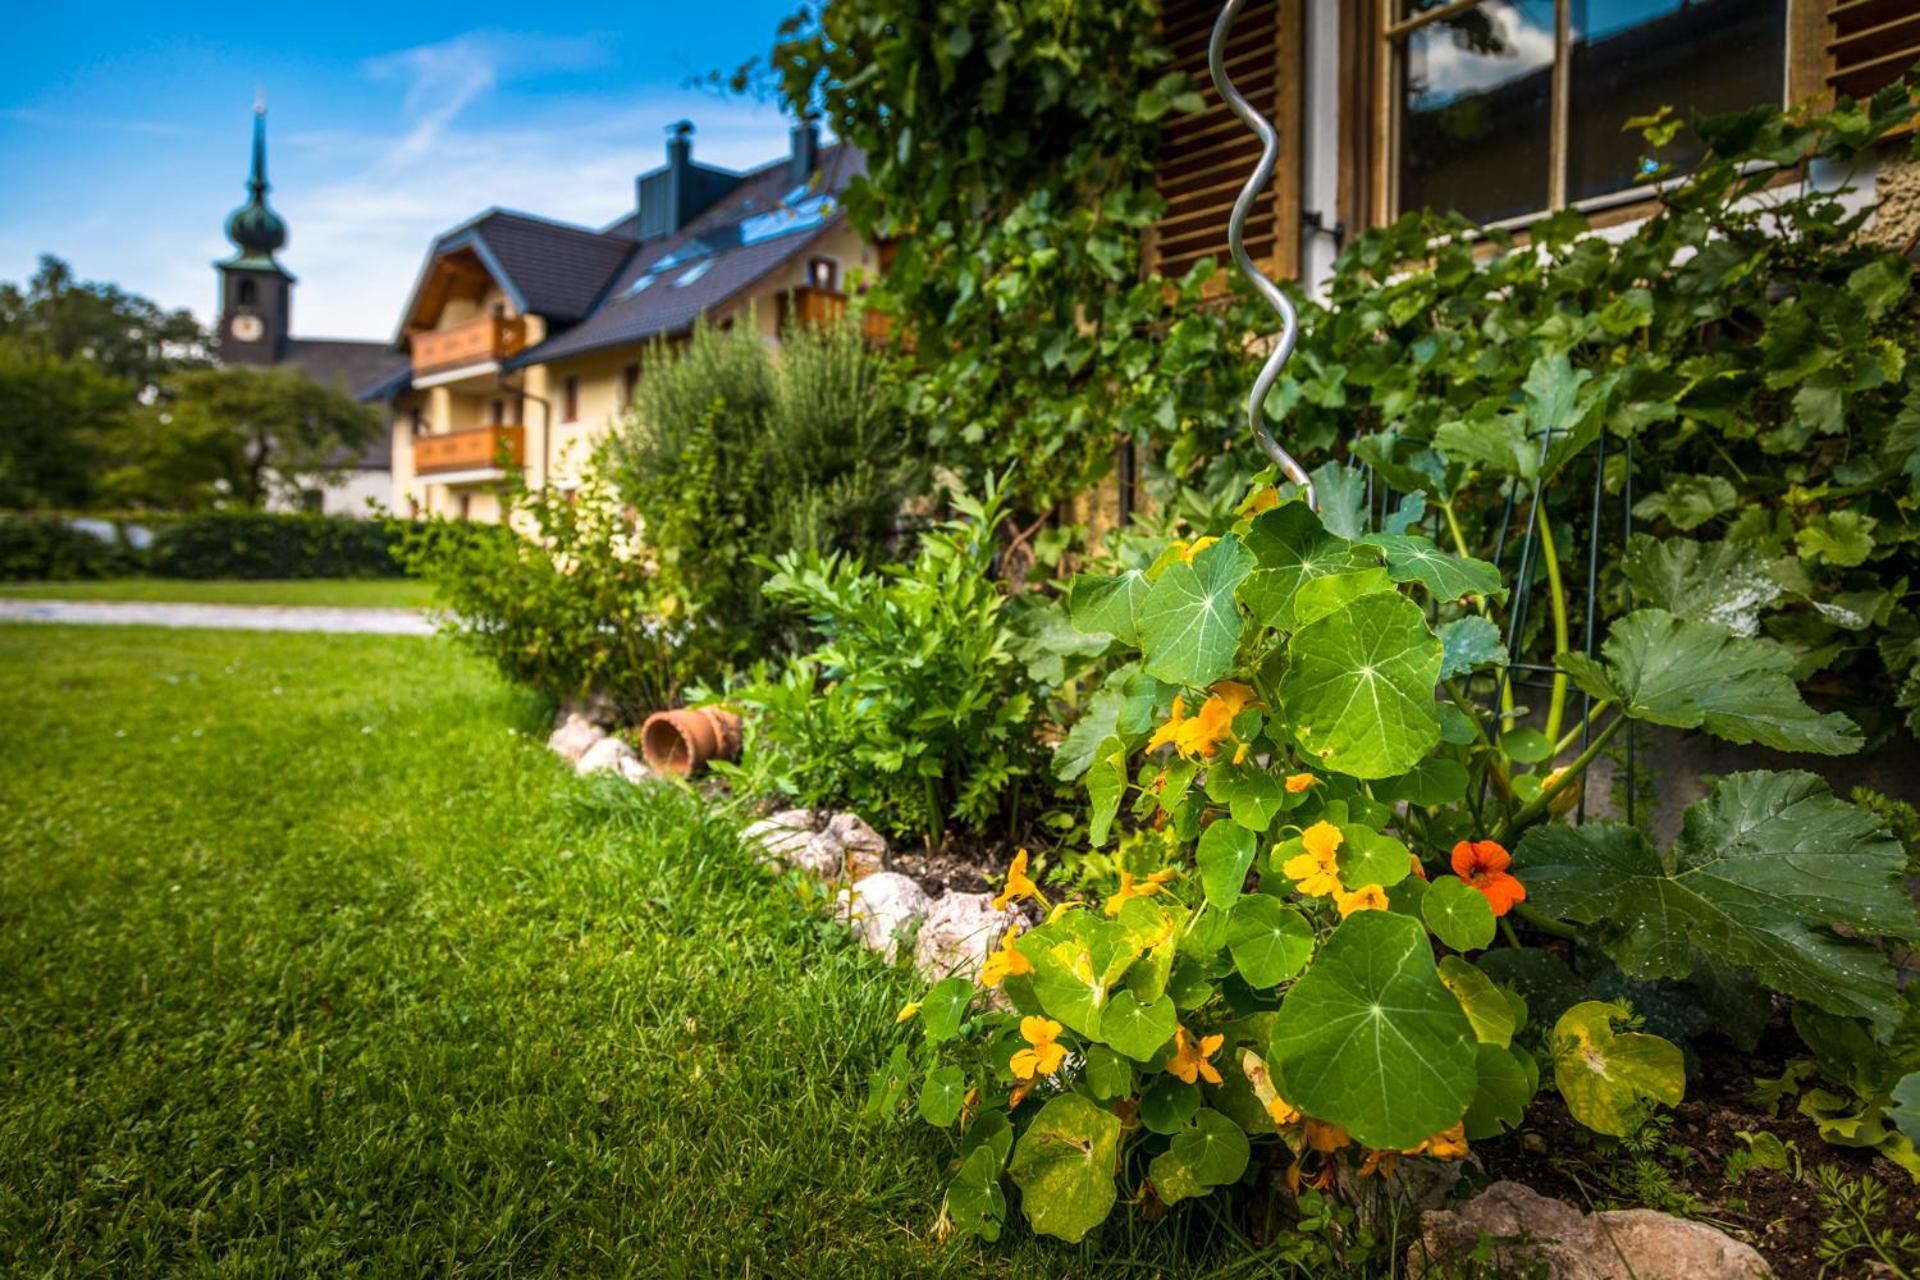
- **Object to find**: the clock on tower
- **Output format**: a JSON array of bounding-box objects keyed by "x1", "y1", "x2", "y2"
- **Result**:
[{"x1": 215, "y1": 101, "x2": 296, "y2": 366}]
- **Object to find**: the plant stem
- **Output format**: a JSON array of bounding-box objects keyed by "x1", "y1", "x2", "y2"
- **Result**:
[
  {"x1": 1514, "y1": 902, "x2": 1580, "y2": 940},
  {"x1": 1550, "y1": 700, "x2": 1611, "y2": 762},
  {"x1": 1496, "y1": 714, "x2": 1624, "y2": 842},
  {"x1": 1535, "y1": 501, "x2": 1572, "y2": 744}
]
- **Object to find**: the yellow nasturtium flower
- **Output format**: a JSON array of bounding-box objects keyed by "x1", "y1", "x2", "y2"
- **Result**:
[
  {"x1": 1334, "y1": 883, "x2": 1389, "y2": 918},
  {"x1": 993, "y1": 848, "x2": 1042, "y2": 912},
  {"x1": 1103, "y1": 867, "x2": 1176, "y2": 916},
  {"x1": 1147, "y1": 681, "x2": 1261, "y2": 762},
  {"x1": 1166, "y1": 1025, "x2": 1225, "y2": 1086},
  {"x1": 979, "y1": 924, "x2": 1033, "y2": 987},
  {"x1": 1284, "y1": 772, "x2": 1319, "y2": 794},
  {"x1": 894, "y1": 1001, "x2": 922, "y2": 1024},
  {"x1": 1282, "y1": 820, "x2": 1345, "y2": 898},
  {"x1": 1169, "y1": 535, "x2": 1220, "y2": 565},
  {"x1": 1010, "y1": 1016, "x2": 1067, "y2": 1080}
]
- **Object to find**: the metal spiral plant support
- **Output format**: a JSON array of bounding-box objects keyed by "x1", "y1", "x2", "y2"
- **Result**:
[{"x1": 1209, "y1": 0, "x2": 1315, "y2": 509}]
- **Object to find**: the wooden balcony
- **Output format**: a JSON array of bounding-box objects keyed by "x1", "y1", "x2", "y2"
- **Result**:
[
  {"x1": 413, "y1": 425, "x2": 524, "y2": 476},
  {"x1": 410, "y1": 314, "x2": 528, "y2": 375},
  {"x1": 776, "y1": 285, "x2": 849, "y2": 332}
]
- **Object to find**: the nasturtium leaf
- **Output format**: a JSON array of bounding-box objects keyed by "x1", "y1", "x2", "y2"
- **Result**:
[
  {"x1": 1149, "y1": 1109, "x2": 1251, "y2": 1205},
  {"x1": 1226, "y1": 895, "x2": 1315, "y2": 987},
  {"x1": 1197, "y1": 820, "x2": 1258, "y2": 909},
  {"x1": 921, "y1": 977, "x2": 974, "y2": 1042},
  {"x1": 1120, "y1": 899, "x2": 1181, "y2": 1003},
  {"x1": 1438, "y1": 616, "x2": 1508, "y2": 679},
  {"x1": 919, "y1": 1064, "x2": 967, "y2": 1126},
  {"x1": 1208, "y1": 765, "x2": 1290, "y2": 832},
  {"x1": 1622, "y1": 534, "x2": 1783, "y2": 637},
  {"x1": 1167, "y1": 958, "x2": 1213, "y2": 1011},
  {"x1": 1240, "y1": 502, "x2": 1380, "y2": 631},
  {"x1": 1068, "y1": 568, "x2": 1151, "y2": 646},
  {"x1": 1360, "y1": 532, "x2": 1507, "y2": 603},
  {"x1": 1281, "y1": 592, "x2": 1445, "y2": 779},
  {"x1": 1439, "y1": 955, "x2": 1514, "y2": 1046},
  {"x1": 1337, "y1": 825, "x2": 1413, "y2": 891},
  {"x1": 1085, "y1": 735, "x2": 1129, "y2": 847},
  {"x1": 1501, "y1": 728, "x2": 1552, "y2": 764},
  {"x1": 1288, "y1": 569, "x2": 1397, "y2": 630},
  {"x1": 1423, "y1": 877, "x2": 1497, "y2": 952},
  {"x1": 1370, "y1": 758, "x2": 1469, "y2": 807},
  {"x1": 947, "y1": 1144, "x2": 1007, "y2": 1241},
  {"x1": 1019, "y1": 914, "x2": 1141, "y2": 1039},
  {"x1": 1056, "y1": 669, "x2": 1158, "y2": 781},
  {"x1": 1007, "y1": 1094, "x2": 1122, "y2": 1243},
  {"x1": 1559, "y1": 608, "x2": 1862, "y2": 755},
  {"x1": 1463, "y1": 1043, "x2": 1534, "y2": 1141},
  {"x1": 1550, "y1": 1001, "x2": 1684, "y2": 1136},
  {"x1": 1141, "y1": 1074, "x2": 1202, "y2": 1134},
  {"x1": 1101, "y1": 990, "x2": 1178, "y2": 1062},
  {"x1": 1269, "y1": 911, "x2": 1479, "y2": 1148},
  {"x1": 865, "y1": 1043, "x2": 912, "y2": 1117},
  {"x1": 1084, "y1": 1045, "x2": 1134, "y2": 1101},
  {"x1": 959, "y1": 1108, "x2": 1014, "y2": 1169},
  {"x1": 1438, "y1": 702, "x2": 1479, "y2": 744},
  {"x1": 1515, "y1": 770, "x2": 1916, "y2": 1033},
  {"x1": 1138, "y1": 535, "x2": 1253, "y2": 688}
]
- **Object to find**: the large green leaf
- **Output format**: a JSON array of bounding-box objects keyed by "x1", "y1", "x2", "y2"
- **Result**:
[
  {"x1": 1008, "y1": 1094, "x2": 1122, "y2": 1243},
  {"x1": 1240, "y1": 502, "x2": 1379, "y2": 631},
  {"x1": 1558, "y1": 608, "x2": 1861, "y2": 754},
  {"x1": 1101, "y1": 990, "x2": 1177, "y2": 1062},
  {"x1": 1197, "y1": 820, "x2": 1258, "y2": 909},
  {"x1": 1514, "y1": 770, "x2": 1916, "y2": 1033},
  {"x1": 1438, "y1": 955, "x2": 1515, "y2": 1047},
  {"x1": 1359, "y1": 532, "x2": 1507, "y2": 603},
  {"x1": 1017, "y1": 914, "x2": 1141, "y2": 1039},
  {"x1": 1148, "y1": 1109, "x2": 1249, "y2": 1205},
  {"x1": 1622, "y1": 534, "x2": 1782, "y2": 637},
  {"x1": 1138, "y1": 535, "x2": 1253, "y2": 687},
  {"x1": 1422, "y1": 876, "x2": 1496, "y2": 952},
  {"x1": 947, "y1": 1144, "x2": 1007, "y2": 1241},
  {"x1": 1280, "y1": 592, "x2": 1444, "y2": 779},
  {"x1": 1550, "y1": 1001, "x2": 1684, "y2": 1136},
  {"x1": 919, "y1": 1064, "x2": 966, "y2": 1126},
  {"x1": 1068, "y1": 569, "x2": 1151, "y2": 646},
  {"x1": 1269, "y1": 911, "x2": 1478, "y2": 1148},
  {"x1": 1463, "y1": 1043, "x2": 1534, "y2": 1141},
  {"x1": 1226, "y1": 895, "x2": 1314, "y2": 987}
]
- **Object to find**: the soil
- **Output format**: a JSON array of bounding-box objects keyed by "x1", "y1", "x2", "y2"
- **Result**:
[
  {"x1": 1478, "y1": 1029, "x2": 1920, "y2": 1279},
  {"x1": 888, "y1": 841, "x2": 999, "y2": 897}
]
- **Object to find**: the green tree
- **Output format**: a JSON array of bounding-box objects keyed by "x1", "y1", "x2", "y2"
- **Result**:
[
  {"x1": 103, "y1": 365, "x2": 380, "y2": 511},
  {"x1": 0, "y1": 254, "x2": 205, "y2": 391},
  {"x1": 0, "y1": 339, "x2": 131, "y2": 509}
]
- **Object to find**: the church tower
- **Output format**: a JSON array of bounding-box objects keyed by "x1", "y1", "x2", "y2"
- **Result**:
[{"x1": 215, "y1": 102, "x2": 295, "y2": 365}]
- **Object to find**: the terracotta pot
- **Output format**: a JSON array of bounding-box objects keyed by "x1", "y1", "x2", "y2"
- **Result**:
[{"x1": 639, "y1": 707, "x2": 743, "y2": 776}]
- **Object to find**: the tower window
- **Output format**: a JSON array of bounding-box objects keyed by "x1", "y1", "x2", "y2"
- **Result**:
[
  {"x1": 807, "y1": 256, "x2": 839, "y2": 291},
  {"x1": 238, "y1": 278, "x2": 257, "y2": 306}
]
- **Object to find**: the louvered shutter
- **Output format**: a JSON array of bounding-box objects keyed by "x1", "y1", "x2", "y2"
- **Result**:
[
  {"x1": 1829, "y1": 0, "x2": 1920, "y2": 99},
  {"x1": 1147, "y1": 0, "x2": 1302, "y2": 283}
]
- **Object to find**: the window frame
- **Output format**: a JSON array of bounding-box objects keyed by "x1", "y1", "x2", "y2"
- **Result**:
[{"x1": 560, "y1": 374, "x2": 580, "y2": 424}]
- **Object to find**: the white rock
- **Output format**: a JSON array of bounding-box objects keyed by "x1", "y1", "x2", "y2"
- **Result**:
[
  {"x1": 767, "y1": 808, "x2": 823, "y2": 832},
  {"x1": 558, "y1": 692, "x2": 620, "y2": 728},
  {"x1": 836, "y1": 872, "x2": 931, "y2": 962},
  {"x1": 547, "y1": 712, "x2": 607, "y2": 764},
  {"x1": 742, "y1": 812, "x2": 826, "y2": 868},
  {"x1": 615, "y1": 755, "x2": 651, "y2": 785},
  {"x1": 575, "y1": 735, "x2": 641, "y2": 779},
  {"x1": 825, "y1": 812, "x2": 889, "y2": 858},
  {"x1": 913, "y1": 892, "x2": 1018, "y2": 982}
]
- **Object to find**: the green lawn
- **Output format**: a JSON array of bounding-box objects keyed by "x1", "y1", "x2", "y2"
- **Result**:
[
  {"x1": 0, "y1": 625, "x2": 1283, "y2": 1278},
  {"x1": 0, "y1": 578, "x2": 437, "y2": 608}
]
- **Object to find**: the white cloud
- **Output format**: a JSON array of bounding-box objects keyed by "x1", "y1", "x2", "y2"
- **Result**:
[{"x1": 1409, "y1": 2, "x2": 1556, "y2": 107}]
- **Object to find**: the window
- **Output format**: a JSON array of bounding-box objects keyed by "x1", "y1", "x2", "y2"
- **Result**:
[
  {"x1": 807, "y1": 256, "x2": 840, "y2": 291},
  {"x1": 561, "y1": 375, "x2": 580, "y2": 423},
  {"x1": 621, "y1": 363, "x2": 640, "y2": 406},
  {"x1": 298, "y1": 488, "x2": 323, "y2": 514},
  {"x1": 488, "y1": 398, "x2": 505, "y2": 426},
  {"x1": 409, "y1": 408, "x2": 426, "y2": 436},
  {"x1": 1384, "y1": 0, "x2": 1787, "y2": 227},
  {"x1": 237, "y1": 278, "x2": 257, "y2": 306}
]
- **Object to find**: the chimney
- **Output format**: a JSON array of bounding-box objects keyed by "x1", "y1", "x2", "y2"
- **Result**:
[
  {"x1": 667, "y1": 118, "x2": 694, "y2": 175},
  {"x1": 634, "y1": 118, "x2": 745, "y2": 243},
  {"x1": 788, "y1": 115, "x2": 820, "y2": 186}
]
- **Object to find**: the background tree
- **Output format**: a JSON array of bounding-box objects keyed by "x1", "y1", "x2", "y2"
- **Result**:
[
  {"x1": 0, "y1": 254, "x2": 205, "y2": 392},
  {"x1": 0, "y1": 339, "x2": 131, "y2": 508}
]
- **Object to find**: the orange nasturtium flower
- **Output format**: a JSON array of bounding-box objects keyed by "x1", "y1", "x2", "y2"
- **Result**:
[
  {"x1": 1409, "y1": 1123, "x2": 1469, "y2": 1160},
  {"x1": 979, "y1": 924, "x2": 1034, "y2": 987},
  {"x1": 1010, "y1": 1016, "x2": 1067, "y2": 1080},
  {"x1": 1303, "y1": 1118, "x2": 1351, "y2": 1154},
  {"x1": 1166, "y1": 1025, "x2": 1225, "y2": 1086},
  {"x1": 1104, "y1": 867, "x2": 1177, "y2": 916},
  {"x1": 1242, "y1": 486, "x2": 1281, "y2": 517},
  {"x1": 1148, "y1": 681, "x2": 1261, "y2": 762},
  {"x1": 1282, "y1": 820, "x2": 1345, "y2": 898},
  {"x1": 1284, "y1": 772, "x2": 1319, "y2": 794},
  {"x1": 993, "y1": 848, "x2": 1043, "y2": 912},
  {"x1": 1334, "y1": 883, "x2": 1389, "y2": 918},
  {"x1": 1451, "y1": 839, "x2": 1527, "y2": 917}
]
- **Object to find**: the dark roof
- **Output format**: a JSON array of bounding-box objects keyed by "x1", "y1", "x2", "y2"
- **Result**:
[
  {"x1": 281, "y1": 338, "x2": 408, "y2": 468},
  {"x1": 506, "y1": 143, "x2": 866, "y2": 368},
  {"x1": 464, "y1": 211, "x2": 636, "y2": 323}
]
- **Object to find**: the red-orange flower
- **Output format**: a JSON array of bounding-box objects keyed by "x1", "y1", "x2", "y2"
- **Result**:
[{"x1": 1451, "y1": 839, "x2": 1526, "y2": 917}]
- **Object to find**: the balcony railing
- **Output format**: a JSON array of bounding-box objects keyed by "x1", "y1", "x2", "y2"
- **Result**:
[
  {"x1": 776, "y1": 285, "x2": 848, "y2": 332},
  {"x1": 410, "y1": 314, "x2": 529, "y2": 375},
  {"x1": 413, "y1": 425, "x2": 524, "y2": 476}
]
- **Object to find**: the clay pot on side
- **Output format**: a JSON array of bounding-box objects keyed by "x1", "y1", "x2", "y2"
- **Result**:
[{"x1": 639, "y1": 707, "x2": 743, "y2": 776}]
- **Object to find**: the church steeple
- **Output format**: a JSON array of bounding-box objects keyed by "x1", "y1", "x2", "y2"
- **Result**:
[
  {"x1": 220, "y1": 98, "x2": 290, "y2": 273},
  {"x1": 217, "y1": 97, "x2": 295, "y2": 364}
]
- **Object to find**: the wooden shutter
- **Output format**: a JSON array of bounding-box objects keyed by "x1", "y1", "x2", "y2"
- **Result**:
[
  {"x1": 1146, "y1": 0, "x2": 1303, "y2": 283},
  {"x1": 1829, "y1": 0, "x2": 1920, "y2": 99}
]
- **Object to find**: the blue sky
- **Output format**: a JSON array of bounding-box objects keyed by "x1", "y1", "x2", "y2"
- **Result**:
[{"x1": 2, "y1": 2, "x2": 804, "y2": 339}]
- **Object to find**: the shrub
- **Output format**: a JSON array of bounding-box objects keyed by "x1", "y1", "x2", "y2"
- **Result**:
[
  {"x1": 146, "y1": 512, "x2": 406, "y2": 579},
  {"x1": 603, "y1": 317, "x2": 920, "y2": 677},
  {"x1": 0, "y1": 515, "x2": 140, "y2": 580},
  {"x1": 719, "y1": 482, "x2": 1048, "y2": 846},
  {"x1": 394, "y1": 463, "x2": 677, "y2": 719}
]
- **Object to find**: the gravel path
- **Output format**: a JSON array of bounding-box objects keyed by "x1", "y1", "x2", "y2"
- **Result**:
[{"x1": 0, "y1": 599, "x2": 437, "y2": 636}]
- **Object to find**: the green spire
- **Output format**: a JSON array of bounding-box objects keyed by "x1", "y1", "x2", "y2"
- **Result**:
[{"x1": 220, "y1": 98, "x2": 290, "y2": 273}]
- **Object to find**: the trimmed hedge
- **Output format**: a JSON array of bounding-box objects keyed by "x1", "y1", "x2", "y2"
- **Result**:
[{"x1": 0, "y1": 512, "x2": 414, "y2": 581}]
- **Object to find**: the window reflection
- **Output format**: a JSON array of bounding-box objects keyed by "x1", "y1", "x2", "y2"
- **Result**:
[{"x1": 1399, "y1": 0, "x2": 1557, "y2": 225}]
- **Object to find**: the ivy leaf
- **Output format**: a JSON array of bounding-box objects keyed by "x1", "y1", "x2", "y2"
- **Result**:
[
  {"x1": 1464, "y1": 1043, "x2": 1535, "y2": 1141},
  {"x1": 1226, "y1": 895, "x2": 1315, "y2": 987},
  {"x1": 1281, "y1": 592, "x2": 1445, "y2": 779},
  {"x1": 1197, "y1": 820, "x2": 1258, "y2": 909},
  {"x1": 1795, "y1": 510, "x2": 1877, "y2": 568},
  {"x1": 1101, "y1": 990, "x2": 1178, "y2": 1061},
  {"x1": 1622, "y1": 534, "x2": 1783, "y2": 637},
  {"x1": 1269, "y1": 911, "x2": 1478, "y2": 1148},
  {"x1": 1138, "y1": 535, "x2": 1253, "y2": 688},
  {"x1": 1435, "y1": 409, "x2": 1535, "y2": 479},
  {"x1": 1423, "y1": 876, "x2": 1497, "y2": 952},
  {"x1": 1358, "y1": 532, "x2": 1507, "y2": 603},
  {"x1": 947, "y1": 1144, "x2": 1007, "y2": 1241},
  {"x1": 1007, "y1": 1094, "x2": 1122, "y2": 1243},
  {"x1": 1557, "y1": 608, "x2": 1861, "y2": 754},
  {"x1": 1240, "y1": 502, "x2": 1379, "y2": 631},
  {"x1": 1438, "y1": 616, "x2": 1507, "y2": 679},
  {"x1": 1550, "y1": 1001, "x2": 1685, "y2": 1136},
  {"x1": 1068, "y1": 569, "x2": 1150, "y2": 646},
  {"x1": 1631, "y1": 474, "x2": 1739, "y2": 531},
  {"x1": 919, "y1": 1064, "x2": 967, "y2": 1126},
  {"x1": 1148, "y1": 1109, "x2": 1250, "y2": 1205},
  {"x1": 1514, "y1": 771, "x2": 1915, "y2": 1033}
]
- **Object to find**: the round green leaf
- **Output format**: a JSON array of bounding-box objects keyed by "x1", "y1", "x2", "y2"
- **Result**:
[
  {"x1": 1438, "y1": 955, "x2": 1514, "y2": 1047},
  {"x1": 1550, "y1": 1000, "x2": 1684, "y2": 1137},
  {"x1": 1269, "y1": 911, "x2": 1478, "y2": 1149},
  {"x1": 1337, "y1": 824, "x2": 1413, "y2": 890},
  {"x1": 919, "y1": 1064, "x2": 966, "y2": 1127},
  {"x1": 920, "y1": 976, "x2": 974, "y2": 1043},
  {"x1": 1280, "y1": 592, "x2": 1444, "y2": 779},
  {"x1": 1502, "y1": 727, "x2": 1552, "y2": 763},
  {"x1": 1140, "y1": 1073, "x2": 1201, "y2": 1135},
  {"x1": 1148, "y1": 1108, "x2": 1250, "y2": 1205},
  {"x1": 1423, "y1": 876, "x2": 1497, "y2": 952},
  {"x1": 959, "y1": 1109, "x2": 1013, "y2": 1169},
  {"x1": 1370, "y1": 757, "x2": 1470, "y2": 806},
  {"x1": 1197, "y1": 820, "x2": 1258, "y2": 909},
  {"x1": 1008, "y1": 1094, "x2": 1122, "y2": 1243},
  {"x1": 1226, "y1": 895, "x2": 1314, "y2": 988},
  {"x1": 948, "y1": 1144, "x2": 1007, "y2": 1241},
  {"x1": 1463, "y1": 1043, "x2": 1534, "y2": 1141},
  {"x1": 1101, "y1": 990, "x2": 1177, "y2": 1062},
  {"x1": 1083, "y1": 1044, "x2": 1134, "y2": 1101}
]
